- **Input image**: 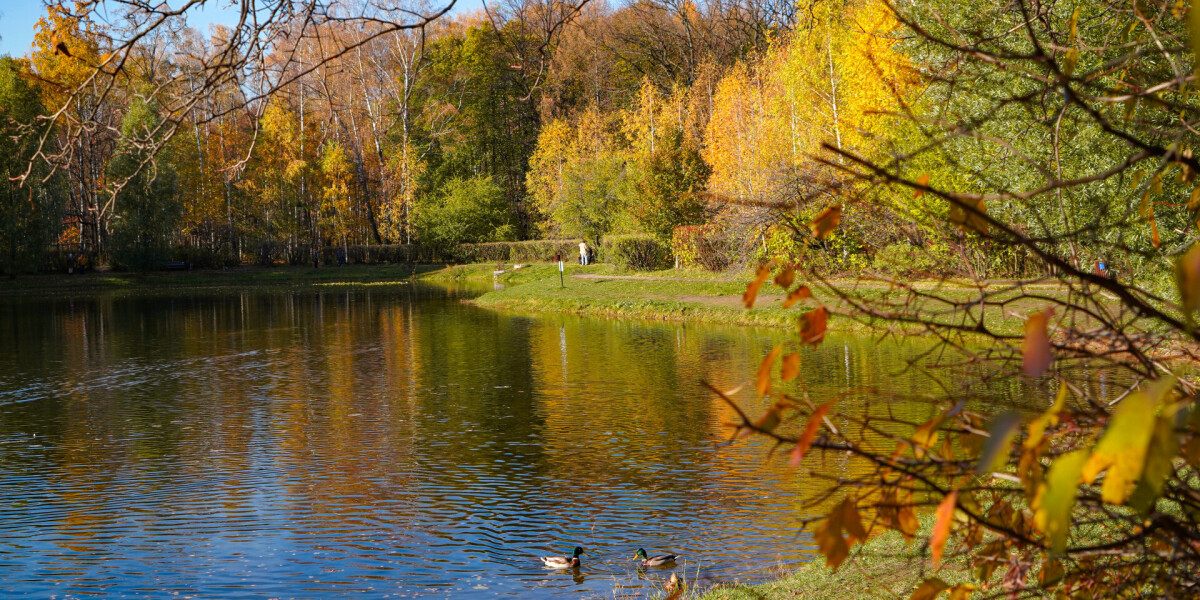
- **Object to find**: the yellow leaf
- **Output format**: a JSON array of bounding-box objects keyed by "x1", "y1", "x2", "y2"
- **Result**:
[
  {"x1": 1189, "y1": 186, "x2": 1200, "y2": 210},
  {"x1": 909, "y1": 578, "x2": 950, "y2": 600},
  {"x1": 1025, "y1": 382, "x2": 1070, "y2": 451},
  {"x1": 948, "y1": 197, "x2": 988, "y2": 234},
  {"x1": 1033, "y1": 449, "x2": 1087, "y2": 554},
  {"x1": 913, "y1": 173, "x2": 931, "y2": 198},
  {"x1": 799, "y1": 307, "x2": 829, "y2": 348},
  {"x1": 808, "y1": 204, "x2": 842, "y2": 240},
  {"x1": 931, "y1": 490, "x2": 957, "y2": 567},
  {"x1": 1191, "y1": 2, "x2": 1200, "y2": 77},
  {"x1": 781, "y1": 352, "x2": 800, "y2": 381},
  {"x1": 1129, "y1": 411, "x2": 1181, "y2": 512},
  {"x1": 911, "y1": 417, "x2": 943, "y2": 454},
  {"x1": 757, "y1": 345, "x2": 782, "y2": 398},
  {"x1": 1151, "y1": 173, "x2": 1163, "y2": 194},
  {"x1": 1062, "y1": 48, "x2": 1079, "y2": 77},
  {"x1": 1068, "y1": 7, "x2": 1080, "y2": 41},
  {"x1": 782, "y1": 285, "x2": 813, "y2": 308},
  {"x1": 948, "y1": 583, "x2": 977, "y2": 600},
  {"x1": 1081, "y1": 376, "x2": 1174, "y2": 504},
  {"x1": 790, "y1": 401, "x2": 833, "y2": 465},
  {"x1": 743, "y1": 262, "x2": 772, "y2": 309},
  {"x1": 1022, "y1": 308, "x2": 1053, "y2": 377},
  {"x1": 774, "y1": 265, "x2": 795, "y2": 288},
  {"x1": 1176, "y1": 244, "x2": 1200, "y2": 318}
]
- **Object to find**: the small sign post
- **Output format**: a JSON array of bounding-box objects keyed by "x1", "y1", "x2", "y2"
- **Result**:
[{"x1": 555, "y1": 253, "x2": 564, "y2": 287}]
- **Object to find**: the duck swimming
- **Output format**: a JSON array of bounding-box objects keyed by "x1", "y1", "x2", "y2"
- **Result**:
[
  {"x1": 540, "y1": 546, "x2": 587, "y2": 568},
  {"x1": 634, "y1": 548, "x2": 678, "y2": 567}
]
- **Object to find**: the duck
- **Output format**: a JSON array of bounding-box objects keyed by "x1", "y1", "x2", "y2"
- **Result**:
[
  {"x1": 540, "y1": 546, "x2": 587, "y2": 569},
  {"x1": 634, "y1": 548, "x2": 678, "y2": 567},
  {"x1": 665, "y1": 572, "x2": 683, "y2": 594}
]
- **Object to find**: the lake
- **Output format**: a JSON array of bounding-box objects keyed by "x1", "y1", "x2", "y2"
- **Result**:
[{"x1": 0, "y1": 282, "x2": 1031, "y2": 598}]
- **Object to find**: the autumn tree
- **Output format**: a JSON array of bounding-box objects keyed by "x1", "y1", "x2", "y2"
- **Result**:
[
  {"x1": 0, "y1": 58, "x2": 65, "y2": 276},
  {"x1": 726, "y1": 1, "x2": 1200, "y2": 598},
  {"x1": 107, "y1": 98, "x2": 180, "y2": 270}
]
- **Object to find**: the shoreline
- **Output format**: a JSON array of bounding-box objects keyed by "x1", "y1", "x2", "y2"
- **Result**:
[{"x1": 0, "y1": 263, "x2": 446, "y2": 296}]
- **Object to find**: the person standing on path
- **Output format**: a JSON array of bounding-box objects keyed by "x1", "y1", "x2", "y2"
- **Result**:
[{"x1": 579, "y1": 240, "x2": 589, "y2": 266}]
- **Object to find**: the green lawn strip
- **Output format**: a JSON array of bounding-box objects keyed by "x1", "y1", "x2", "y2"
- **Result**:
[{"x1": 464, "y1": 265, "x2": 1097, "y2": 337}]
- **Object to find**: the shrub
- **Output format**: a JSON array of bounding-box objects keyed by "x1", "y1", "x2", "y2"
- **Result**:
[
  {"x1": 873, "y1": 242, "x2": 955, "y2": 278},
  {"x1": 672, "y1": 224, "x2": 733, "y2": 271},
  {"x1": 456, "y1": 239, "x2": 581, "y2": 263},
  {"x1": 602, "y1": 234, "x2": 671, "y2": 271}
]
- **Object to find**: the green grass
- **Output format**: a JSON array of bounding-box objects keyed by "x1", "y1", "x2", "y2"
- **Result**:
[
  {"x1": 688, "y1": 516, "x2": 988, "y2": 600},
  {"x1": 467, "y1": 263, "x2": 799, "y2": 328},
  {"x1": 463, "y1": 263, "x2": 1098, "y2": 337}
]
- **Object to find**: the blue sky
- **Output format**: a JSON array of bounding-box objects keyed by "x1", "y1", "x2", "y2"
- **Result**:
[{"x1": 0, "y1": 1, "x2": 483, "y2": 58}]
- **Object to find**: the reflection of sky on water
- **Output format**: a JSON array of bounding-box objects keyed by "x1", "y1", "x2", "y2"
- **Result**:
[{"x1": 0, "y1": 285, "x2": 1035, "y2": 598}]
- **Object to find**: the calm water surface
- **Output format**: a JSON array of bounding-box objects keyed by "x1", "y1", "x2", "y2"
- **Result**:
[{"x1": 0, "y1": 283, "x2": 1026, "y2": 598}]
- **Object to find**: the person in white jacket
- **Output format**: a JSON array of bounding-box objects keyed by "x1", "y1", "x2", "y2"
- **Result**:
[{"x1": 578, "y1": 241, "x2": 589, "y2": 265}]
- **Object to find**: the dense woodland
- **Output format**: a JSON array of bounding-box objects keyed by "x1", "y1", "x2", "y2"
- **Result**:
[{"x1": 0, "y1": 0, "x2": 1140, "y2": 279}]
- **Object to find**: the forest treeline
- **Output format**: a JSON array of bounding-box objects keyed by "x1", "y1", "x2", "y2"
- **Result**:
[{"x1": 0, "y1": 0, "x2": 1177, "y2": 283}]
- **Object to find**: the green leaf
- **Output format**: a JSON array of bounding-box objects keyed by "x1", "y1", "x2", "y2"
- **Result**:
[
  {"x1": 975, "y1": 412, "x2": 1019, "y2": 475},
  {"x1": 1034, "y1": 449, "x2": 1087, "y2": 554}
]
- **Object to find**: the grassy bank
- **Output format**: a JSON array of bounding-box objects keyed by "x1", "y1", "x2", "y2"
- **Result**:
[
  {"x1": 690, "y1": 518, "x2": 987, "y2": 600},
  {"x1": 462, "y1": 263, "x2": 801, "y2": 328},
  {"x1": 463, "y1": 263, "x2": 1083, "y2": 337},
  {"x1": 0, "y1": 263, "x2": 446, "y2": 296}
]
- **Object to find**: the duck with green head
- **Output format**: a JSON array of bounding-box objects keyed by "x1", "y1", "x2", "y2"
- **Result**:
[
  {"x1": 540, "y1": 546, "x2": 587, "y2": 569},
  {"x1": 633, "y1": 548, "x2": 678, "y2": 567}
]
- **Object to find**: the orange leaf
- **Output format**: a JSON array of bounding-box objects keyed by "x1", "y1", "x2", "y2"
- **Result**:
[
  {"x1": 743, "y1": 262, "x2": 772, "y2": 309},
  {"x1": 774, "y1": 265, "x2": 795, "y2": 288},
  {"x1": 781, "y1": 352, "x2": 800, "y2": 381},
  {"x1": 1149, "y1": 201, "x2": 1161, "y2": 248},
  {"x1": 790, "y1": 401, "x2": 832, "y2": 465},
  {"x1": 813, "y1": 497, "x2": 863, "y2": 570},
  {"x1": 808, "y1": 204, "x2": 842, "y2": 240},
  {"x1": 839, "y1": 497, "x2": 868, "y2": 541},
  {"x1": 931, "y1": 490, "x2": 958, "y2": 567},
  {"x1": 799, "y1": 307, "x2": 829, "y2": 348},
  {"x1": 782, "y1": 285, "x2": 812, "y2": 308},
  {"x1": 1022, "y1": 308, "x2": 1053, "y2": 377},
  {"x1": 913, "y1": 173, "x2": 931, "y2": 198},
  {"x1": 757, "y1": 345, "x2": 782, "y2": 397}
]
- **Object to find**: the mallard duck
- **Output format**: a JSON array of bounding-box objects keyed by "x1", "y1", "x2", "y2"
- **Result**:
[
  {"x1": 634, "y1": 548, "x2": 678, "y2": 567},
  {"x1": 665, "y1": 572, "x2": 683, "y2": 593},
  {"x1": 540, "y1": 546, "x2": 587, "y2": 568}
]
